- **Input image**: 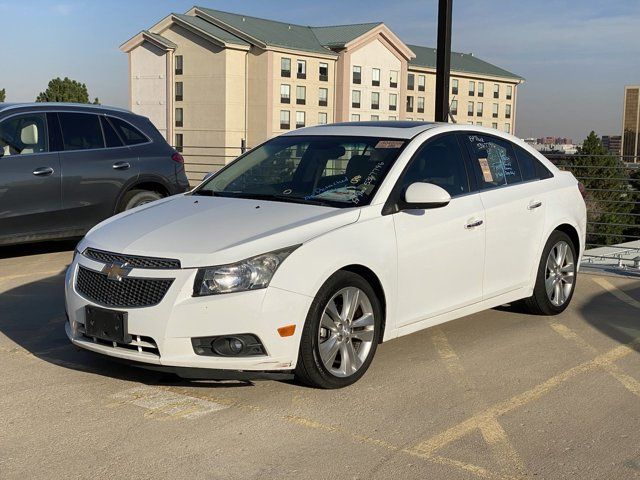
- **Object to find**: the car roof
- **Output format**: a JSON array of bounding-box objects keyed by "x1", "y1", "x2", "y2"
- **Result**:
[
  {"x1": 0, "y1": 102, "x2": 134, "y2": 116},
  {"x1": 281, "y1": 121, "x2": 442, "y2": 139}
]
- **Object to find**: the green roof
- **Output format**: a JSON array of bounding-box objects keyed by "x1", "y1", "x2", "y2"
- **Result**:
[
  {"x1": 173, "y1": 13, "x2": 249, "y2": 46},
  {"x1": 143, "y1": 31, "x2": 177, "y2": 49},
  {"x1": 196, "y1": 7, "x2": 332, "y2": 54},
  {"x1": 408, "y1": 44, "x2": 524, "y2": 81},
  {"x1": 310, "y1": 23, "x2": 382, "y2": 48}
]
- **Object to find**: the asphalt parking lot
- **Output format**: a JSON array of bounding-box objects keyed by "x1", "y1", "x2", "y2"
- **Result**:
[{"x1": 1, "y1": 243, "x2": 640, "y2": 480}]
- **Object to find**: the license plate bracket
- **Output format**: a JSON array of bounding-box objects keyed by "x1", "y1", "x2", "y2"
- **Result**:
[{"x1": 84, "y1": 306, "x2": 130, "y2": 344}]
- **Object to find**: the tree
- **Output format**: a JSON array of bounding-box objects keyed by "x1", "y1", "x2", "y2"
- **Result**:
[
  {"x1": 35, "y1": 77, "x2": 99, "y2": 104},
  {"x1": 0, "y1": 88, "x2": 5, "y2": 102},
  {"x1": 569, "y1": 132, "x2": 635, "y2": 246}
]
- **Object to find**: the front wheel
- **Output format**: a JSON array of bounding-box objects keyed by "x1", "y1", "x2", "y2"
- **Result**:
[
  {"x1": 295, "y1": 271, "x2": 382, "y2": 389},
  {"x1": 521, "y1": 230, "x2": 577, "y2": 315}
]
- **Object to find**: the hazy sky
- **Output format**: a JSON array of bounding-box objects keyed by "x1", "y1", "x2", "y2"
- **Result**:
[{"x1": 1, "y1": 0, "x2": 639, "y2": 142}]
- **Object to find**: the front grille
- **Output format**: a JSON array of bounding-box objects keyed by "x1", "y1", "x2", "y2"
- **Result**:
[
  {"x1": 77, "y1": 322, "x2": 160, "y2": 357},
  {"x1": 84, "y1": 248, "x2": 181, "y2": 270},
  {"x1": 76, "y1": 266, "x2": 173, "y2": 308}
]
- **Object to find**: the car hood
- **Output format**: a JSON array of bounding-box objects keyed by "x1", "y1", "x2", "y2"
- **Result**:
[{"x1": 82, "y1": 195, "x2": 360, "y2": 268}]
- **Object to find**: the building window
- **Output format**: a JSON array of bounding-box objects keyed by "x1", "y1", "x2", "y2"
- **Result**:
[
  {"x1": 407, "y1": 73, "x2": 415, "y2": 90},
  {"x1": 353, "y1": 65, "x2": 361, "y2": 84},
  {"x1": 452, "y1": 78, "x2": 458, "y2": 95},
  {"x1": 493, "y1": 83, "x2": 500, "y2": 99},
  {"x1": 318, "y1": 87, "x2": 328, "y2": 107},
  {"x1": 389, "y1": 93, "x2": 397, "y2": 111},
  {"x1": 319, "y1": 62, "x2": 328, "y2": 81},
  {"x1": 451, "y1": 99, "x2": 458, "y2": 115},
  {"x1": 352, "y1": 90, "x2": 361, "y2": 108},
  {"x1": 477, "y1": 102, "x2": 483, "y2": 117},
  {"x1": 371, "y1": 92, "x2": 380, "y2": 110},
  {"x1": 281, "y1": 58, "x2": 291, "y2": 77},
  {"x1": 280, "y1": 110, "x2": 290, "y2": 129},
  {"x1": 372, "y1": 68, "x2": 380, "y2": 86},
  {"x1": 296, "y1": 85, "x2": 306, "y2": 105},
  {"x1": 505, "y1": 104, "x2": 512, "y2": 119},
  {"x1": 175, "y1": 82, "x2": 183, "y2": 101},
  {"x1": 175, "y1": 133, "x2": 183, "y2": 152},
  {"x1": 504, "y1": 123, "x2": 511, "y2": 133},
  {"x1": 476, "y1": 122, "x2": 483, "y2": 126},
  {"x1": 175, "y1": 55, "x2": 183, "y2": 75},
  {"x1": 175, "y1": 107, "x2": 183, "y2": 127},
  {"x1": 407, "y1": 96, "x2": 414, "y2": 112},
  {"x1": 478, "y1": 82, "x2": 484, "y2": 97},
  {"x1": 506, "y1": 85, "x2": 513, "y2": 100},
  {"x1": 280, "y1": 84, "x2": 290, "y2": 104},
  {"x1": 296, "y1": 111, "x2": 305, "y2": 128},
  {"x1": 389, "y1": 115, "x2": 397, "y2": 120},
  {"x1": 469, "y1": 80, "x2": 475, "y2": 96},
  {"x1": 418, "y1": 75, "x2": 426, "y2": 92},
  {"x1": 417, "y1": 96, "x2": 425, "y2": 113},
  {"x1": 297, "y1": 60, "x2": 306, "y2": 79},
  {"x1": 318, "y1": 112, "x2": 328, "y2": 125},
  {"x1": 492, "y1": 103, "x2": 499, "y2": 118},
  {"x1": 351, "y1": 114, "x2": 360, "y2": 122},
  {"x1": 371, "y1": 114, "x2": 379, "y2": 121},
  {"x1": 467, "y1": 101, "x2": 474, "y2": 116},
  {"x1": 390, "y1": 70, "x2": 398, "y2": 88},
  {"x1": 492, "y1": 122, "x2": 498, "y2": 129}
]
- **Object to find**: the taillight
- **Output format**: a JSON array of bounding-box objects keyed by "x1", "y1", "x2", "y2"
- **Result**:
[
  {"x1": 171, "y1": 152, "x2": 184, "y2": 164},
  {"x1": 577, "y1": 182, "x2": 586, "y2": 198}
]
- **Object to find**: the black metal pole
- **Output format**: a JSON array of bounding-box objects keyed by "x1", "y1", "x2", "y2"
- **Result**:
[{"x1": 434, "y1": 0, "x2": 453, "y2": 122}]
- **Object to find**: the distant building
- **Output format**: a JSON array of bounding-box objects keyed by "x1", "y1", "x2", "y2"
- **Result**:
[
  {"x1": 602, "y1": 135, "x2": 622, "y2": 156},
  {"x1": 622, "y1": 85, "x2": 639, "y2": 161},
  {"x1": 121, "y1": 7, "x2": 524, "y2": 183},
  {"x1": 536, "y1": 136, "x2": 573, "y2": 145}
]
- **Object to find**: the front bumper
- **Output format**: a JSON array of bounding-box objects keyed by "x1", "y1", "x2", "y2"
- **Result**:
[{"x1": 65, "y1": 254, "x2": 313, "y2": 373}]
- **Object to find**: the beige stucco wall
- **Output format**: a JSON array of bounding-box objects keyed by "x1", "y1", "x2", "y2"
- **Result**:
[
  {"x1": 129, "y1": 42, "x2": 168, "y2": 137},
  {"x1": 247, "y1": 47, "x2": 272, "y2": 148}
]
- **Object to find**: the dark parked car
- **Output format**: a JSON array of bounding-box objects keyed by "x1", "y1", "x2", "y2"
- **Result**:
[{"x1": 0, "y1": 103, "x2": 190, "y2": 246}]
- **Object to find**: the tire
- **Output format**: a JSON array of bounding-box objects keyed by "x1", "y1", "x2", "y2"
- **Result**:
[
  {"x1": 521, "y1": 230, "x2": 578, "y2": 315},
  {"x1": 119, "y1": 189, "x2": 163, "y2": 212},
  {"x1": 295, "y1": 271, "x2": 382, "y2": 389}
]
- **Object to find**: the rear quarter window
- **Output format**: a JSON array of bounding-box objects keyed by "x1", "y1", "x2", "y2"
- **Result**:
[
  {"x1": 108, "y1": 116, "x2": 148, "y2": 145},
  {"x1": 514, "y1": 145, "x2": 554, "y2": 181}
]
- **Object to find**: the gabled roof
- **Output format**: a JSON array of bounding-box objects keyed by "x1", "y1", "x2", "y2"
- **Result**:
[
  {"x1": 408, "y1": 44, "x2": 524, "y2": 81},
  {"x1": 310, "y1": 23, "x2": 382, "y2": 48},
  {"x1": 143, "y1": 31, "x2": 177, "y2": 49},
  {"x1": 172, "y1": 13, "x2": 249, "y2": 47}
]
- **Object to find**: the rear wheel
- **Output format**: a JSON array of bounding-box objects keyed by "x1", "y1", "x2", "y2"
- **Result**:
[
  {"x1": 119, "y1": 189, "x2": 162, "y2": 212},
  {"x1": 295, "y1": 271, "x2": 382, "y2": 389},
  {"x1": 521, "y1": 230, "x2": 577, "y2": 315}
]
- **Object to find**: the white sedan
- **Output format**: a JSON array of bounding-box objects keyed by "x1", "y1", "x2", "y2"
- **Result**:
[{"x1": 65, "y1": 122, "x2": 586, "y2": 388}]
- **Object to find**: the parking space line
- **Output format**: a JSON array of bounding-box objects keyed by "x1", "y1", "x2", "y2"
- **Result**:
[{"x1": 592, "y1": 277, "x2": 640, "y2": 309}]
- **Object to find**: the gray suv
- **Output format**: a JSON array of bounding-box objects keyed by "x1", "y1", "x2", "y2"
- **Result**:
[{"x1": 0, "y1": 103, "x2": 190, "y2": 246}]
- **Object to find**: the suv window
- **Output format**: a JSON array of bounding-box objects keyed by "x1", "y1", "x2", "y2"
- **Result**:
[
  {"x1": 514, "y1": 145, "x2": 553, "y2": 181},
  {"x1": 108, "y1": 117, "x2": 147, "y2": 145},
  {"x1": 58, "y1": 113, "x2": 104, "y2": 150},
  {"x1": 100, "y1": 116, "x2": 124, "y2": 148},
  {"x1": 0, "y1": 113, "x2": 49, "y2": 156},
  {"x1": 400, "y1": 134, "x2": 470, "y2": 197},
  {"x1": 465, "y1": 134, "x2": 522, "y2": 188}
]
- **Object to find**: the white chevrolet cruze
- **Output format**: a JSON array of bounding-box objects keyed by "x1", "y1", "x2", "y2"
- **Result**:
[{"x1": 65, "y1": 122, "x2": 586, "y2": 388}]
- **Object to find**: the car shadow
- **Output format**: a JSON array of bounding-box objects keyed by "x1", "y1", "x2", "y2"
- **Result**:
[
  {"x1": 0, "y1": 239, "x2": 79, "y2": 259},
  {"x1": 0, "y1": 270, "x2": 255, "y2": 389}
]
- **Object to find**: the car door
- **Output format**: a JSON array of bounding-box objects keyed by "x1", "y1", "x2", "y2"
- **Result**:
[
  {"x1": 0, "y1": 111, "x2": 64, "y2": 242},
  {"x1": 392, "y1": 133, "x2": 485, "y2": 327},
  {"x1": 462, "y1": 133, "x2": 546, "y2": 298},
  {"x1": 55, "y1": 112, "x2": 139, "y2": 231}
]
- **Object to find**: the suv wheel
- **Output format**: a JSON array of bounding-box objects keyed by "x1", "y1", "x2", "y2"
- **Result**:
[
  {"x1": 120, "y1": 189, "x2": 162, "y2": 212},
  {"x1": 295, "y1": 271, "x2": 382, "y2": 389}
]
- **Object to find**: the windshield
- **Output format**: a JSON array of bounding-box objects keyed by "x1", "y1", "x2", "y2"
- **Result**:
[{"x1": 194, "y1": 135, "x2": 407, "y2": 208}]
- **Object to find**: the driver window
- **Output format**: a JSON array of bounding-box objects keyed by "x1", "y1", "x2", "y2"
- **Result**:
[
  {"x1": 0, "y1": 113, "x2": 49, "y2": 157},
  {"x1": 400, "y1": 134, "x2": 470, "y2": 197}
]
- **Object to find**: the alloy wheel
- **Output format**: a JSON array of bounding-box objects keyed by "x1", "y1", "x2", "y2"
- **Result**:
[{"x1": 545, "y1": 240, "x2": 575, "y2": 307}]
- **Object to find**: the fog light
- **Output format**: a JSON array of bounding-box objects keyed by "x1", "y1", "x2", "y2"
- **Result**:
[
  {"x1": 192, "y1": 334, "x2": 266, "y2": 357},
  {"x1": 228, "y1": 338, "x2": 244, "y2": 354}
]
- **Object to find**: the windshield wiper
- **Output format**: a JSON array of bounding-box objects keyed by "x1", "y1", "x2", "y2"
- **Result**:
[{"x1": 198, "y1": 191, "x2": 333, "y2": 207}]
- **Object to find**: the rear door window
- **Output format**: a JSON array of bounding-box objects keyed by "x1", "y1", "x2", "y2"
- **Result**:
[
  {"x1": 514, "y1": 145, "x2": 553, "y2": 180},
  {"x1": 108, "y1": 117, "x2": 147, "y2": 145},
  {"x1": 465, "y1": 134, "x2": 522, "y2": 188},
  {"x1": 0, "y1": 113, "x2": 49, "y2": 156},
  {"x1": 58, "y1": 113, "x2": 104, "y2": 151},
  {"x1": 100, "y1": 116, "x2": 124, "y2": 148}
]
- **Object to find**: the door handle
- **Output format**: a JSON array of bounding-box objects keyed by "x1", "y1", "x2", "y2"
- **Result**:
[
  {"x1": 32, "y1": 167, "x2": 54, "y2": 177},
  {"x1": 112, "y1": 161, "x2": 131, "y2": 170},
  {"x1": 465, "y1": 219, "x2": 484, "y2": 229},
  {"x1": 528, "y1": 201, "x2": 543, "y2": 210}
]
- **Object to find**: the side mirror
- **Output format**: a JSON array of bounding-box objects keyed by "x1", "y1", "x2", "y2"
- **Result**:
[
  {"x1": 202, "y1": 172, "x2": 214, "y2": 182},
  {"x1": 402, "y1": 182, "x2": 451, "y2": 209}
]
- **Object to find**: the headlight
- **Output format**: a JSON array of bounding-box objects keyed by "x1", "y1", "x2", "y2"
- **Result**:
[{"x1": 193, "y1": 245, "x2": 300, "y2": 296}]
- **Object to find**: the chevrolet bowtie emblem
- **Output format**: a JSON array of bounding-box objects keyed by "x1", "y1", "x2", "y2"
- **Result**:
[{"x1": 102, "y1": 261, "x2": 132, "y2": 282}]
